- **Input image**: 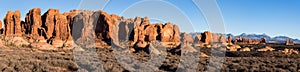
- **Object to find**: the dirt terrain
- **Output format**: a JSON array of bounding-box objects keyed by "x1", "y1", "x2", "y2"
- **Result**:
[
  {"x1": 0, "y1": 46, "x2": 77, "y2": 72},
  {"x1": 1, "y1": 44, "x2": 300, "y2": 72}
]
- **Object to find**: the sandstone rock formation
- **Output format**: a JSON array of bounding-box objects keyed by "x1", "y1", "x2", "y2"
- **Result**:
[
  {"x1": 0, "y1": 8, "x2": 275, "y2": 50},
  {"x1": 201, "y1": 31, "x2": 212, "y2": 44},
  {"x1": 29, "y1": 42, "x2": 55, "y2": 50},
  {"x1": 180, "y1": 32, "x2": 194, "y2": 43},
  {"x1": 14, "y1": 10, "x2": 22, "y2": 36},
  {"x1": 226, "y1": 44, "x2": 242, "y2": 51},
  {"x1": 257, "y1": 46, "x2": 275, "y2": 51},
  {"x1": 194, "y1": 34, "x2": 201, "y2": 44},
  {"x1": 239, "y1": 47, "x2": 251, "y2": 52},
  {"x1": 42, "y1": 9, "x2": 59, "y2": 39},
  {"x1": 72, "y1": 10, "x2": 97, "y2": 48},
  {"x1": 41, "y1": 9, "x2": 73, "y2": 47},
  {"x1": 160, "y1": 23, "x2": 180, "y2": 42},
  {"x1": 285, "y1": 38, "x2": 293, "y2": 45},
  {"x1": 4, "y1": 11, "x2": 15, "y2": 36},
  {"x1": 144, "y1": 24, "x2": 158, "y2": 41},
  {"x1": 227, "y1": 36, "x2": 232, "y2": 44},
  {"x1": 63, "y1": 10, "x2": 79, "y2": 44},
  {"x1": 52, "y1": 14, "x2": 70, "y2": 47},
  {"x1": 196, "y1": 31, "x2": 229, "y2": 46},
  {"x1": 25, "y1": 8, "x2": 44, "y2": 41},
  {"x1": 6, "y1": 37, "x2": 30, "y2": 47},
  {"x1": 281, "y1": 48, "x2": 299, "y2": 55},
  {"x1": 233, "y1": 37, "x2": 266, "y2": 44},
  {"x1": 69, "y1": 10, "x2": 181, "y2": 49},
  {"x1": 0, "y1": 21, "x2": 2, "y2": 34},
  {"x1": 96, "y1": 11, "x2": 121, "y2": 45},
  {"x1": 3, "y1": 10, "x2": 22, "y2": 36},
  {"x1": 0, "y1": 8, "x2": 75, "y2": 48},
  {"x1": 260, "y1": 38, "x2": 266, "y2": 43},
  {"x1": 199, "y1": 52, "x2": 209, "y2": 57},
  {"x1": 211, "y1": 33, "x2": 226, "y2": 43}
]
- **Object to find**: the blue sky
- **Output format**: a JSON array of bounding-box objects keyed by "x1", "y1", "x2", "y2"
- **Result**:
[{"x1": 0, "y1": 0, "x2": 299, "y2": 39}]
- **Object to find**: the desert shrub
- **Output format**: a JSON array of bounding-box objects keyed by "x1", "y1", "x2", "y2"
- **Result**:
[{"x1": 21, "y1": 44, "x2": 30, "y2": 48}]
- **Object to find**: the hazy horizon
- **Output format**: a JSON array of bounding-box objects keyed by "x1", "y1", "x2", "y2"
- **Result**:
[{"x1": 0, "y1": 0, "x2": 299, "y2": 39}]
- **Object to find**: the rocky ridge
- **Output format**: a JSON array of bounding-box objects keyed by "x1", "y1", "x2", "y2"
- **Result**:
[
  {"x1": 0, "y1": 8, "x2": 290, "y2": 52},
  {"x1": 0, "y1": 8, "x2": 182, "y2": 50}
]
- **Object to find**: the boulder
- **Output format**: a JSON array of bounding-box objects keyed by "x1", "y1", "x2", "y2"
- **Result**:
[
  {"x1": 290, "y1": 49, "x2": 299, "y2": 55},
  {"x1": 239, "y1": 47, "x2": 251, "y2": 52},
  {"x1": 283, "y1": 48, "x2": 289, "y2": 54},
  {"x1": 228, "y1": 48, "x2": 237, "y2": 52},
  {"x1": 135, "y1": 41, "x2": 148, "y2": 48},
  {"x1": 257, "y1": 46, "x2": 275, "y2": 51},
  {"x1": 199, "y1": 53, "x2": 209, "y2": 57},
  {"x1": 227, "y1": 44, "x2": 241, "y2": 51},
  {"x1": 280, "y1": 48, "x2": 298, "y2": 55}
]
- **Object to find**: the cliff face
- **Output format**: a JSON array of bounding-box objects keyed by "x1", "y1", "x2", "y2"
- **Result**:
[
  {"x1": 4, "y1": 10, "x2": 22, "y2": 36},
  {"x1": 0, "y1": 21, "x2": 3, "y2": 34},
  {"x1": 0, "y1": 8, "x2": 181, "y2": 48},
  {"x1": 0, "y1": 8, "x2": 269, "y2": 49}
]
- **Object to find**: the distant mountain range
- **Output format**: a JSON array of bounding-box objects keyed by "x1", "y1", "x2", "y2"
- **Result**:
[
  {"x1": 190, "y1": 32, "x2": 300, "y2": 44},
  {"x1": 227, "y1": 33, "x2": 300, "y2": 44}
]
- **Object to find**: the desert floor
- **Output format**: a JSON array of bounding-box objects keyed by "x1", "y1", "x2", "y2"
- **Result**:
[{"x1": 1, "y1": 45, "x2": 300, "y2": 72}]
